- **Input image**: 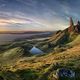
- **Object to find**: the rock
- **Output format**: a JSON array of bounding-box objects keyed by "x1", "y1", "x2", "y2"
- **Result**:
[
  {"x1": 56, "y1": 68, "x2": 75, "y2": 80},
  {"x1": 68, "y1": 17, "x2": 74, "y2": 33},
  {"x1": 68, "y1": 17, "x2": 80, "y2": 33},
  {"x1": 75, "y1": 21, "x2": 80, "y2": 33}
]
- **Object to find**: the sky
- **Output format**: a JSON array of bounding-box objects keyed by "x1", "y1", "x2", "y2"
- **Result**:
[{"x1": 0, "y1": 0, "x2": 80, "y2": 31}]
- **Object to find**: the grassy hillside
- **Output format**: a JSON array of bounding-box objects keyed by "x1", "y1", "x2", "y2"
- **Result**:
[
  {"x1": 0, "y1": 47, "x2": 24, "y2": 65},
  {"x1": 0, "y1": 44, "x2": 80, "y2": 80},
  {"x1": 0, "y1": 28, "x2": 80, "y2": 80},
  {"x1": 68, "y1": 34, "x2": 80, "y2": 46}
]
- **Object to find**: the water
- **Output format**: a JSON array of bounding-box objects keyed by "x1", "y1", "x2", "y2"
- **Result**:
[
  {"x1": 29, "y1": 46, "x2": 43, "y2": 54},
  {"x1": 0, "y1": 34, "x2": 37, "y2": 44},
  {"x1": 0, "y1": 32, "x2": 51, "y2": 45}
]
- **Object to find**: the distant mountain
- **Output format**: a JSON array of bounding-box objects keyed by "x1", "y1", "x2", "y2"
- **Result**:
[{"x1": 0, "y1": 31, "x2": 54, "y2": 34}]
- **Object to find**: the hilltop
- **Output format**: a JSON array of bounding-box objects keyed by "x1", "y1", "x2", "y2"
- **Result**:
[{"x1": 36, "y1": 17, "x2": 80, "y2": 53}]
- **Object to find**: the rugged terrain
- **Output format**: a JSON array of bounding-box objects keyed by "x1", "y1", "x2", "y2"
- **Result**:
[{"x1": 0, "y1": 18, "x2": 80, "y2": 80}]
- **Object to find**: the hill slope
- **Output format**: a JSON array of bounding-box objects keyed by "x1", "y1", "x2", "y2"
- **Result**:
[
  {"x1": 0, "y1": 47, "x2": 24, "y2": 64},
  {"x1": 0, "y1": 44, "x2": 80, "y2": 80}
]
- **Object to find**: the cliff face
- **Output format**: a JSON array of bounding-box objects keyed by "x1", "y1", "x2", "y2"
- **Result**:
[
  {"x1": 75, "y1": 21, "x2": 80, "y2": 33},
  {"x1": 68, "y1": 17, "x2": 74, "y2": 33},
  {"x1": 68, "y1": 17, "x2": 80, "y2": 33}
]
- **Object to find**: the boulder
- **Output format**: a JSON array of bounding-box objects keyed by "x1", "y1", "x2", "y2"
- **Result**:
[{"x1": 56, "y1": 68, "x2": 75, "y2": 80}]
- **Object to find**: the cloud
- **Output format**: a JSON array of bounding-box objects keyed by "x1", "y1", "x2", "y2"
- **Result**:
[
  {"x1": 0, "y1": 11, "x2": 52, "y2": 31},
  {"x1": 0, "y1": 18, "x2": 33, "y2": 26},
  {"x1": 0, "y1": 4, "x2": 6, "y2": 8},
  {"x1": 0, "y1": 0, "x2": 76, "y2": 31}
]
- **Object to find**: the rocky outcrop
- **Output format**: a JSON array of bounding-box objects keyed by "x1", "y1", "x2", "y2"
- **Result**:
[
  {"x1": 68, "y1": 17, "x2": 74, "y2": 33},
  {"x1": 74, "y1": 21, "x2": 80, "y2": 33},
  {"x1": 68, "y1": 17, "x2": 80, "y2": 33},
  {"x1": 56, "y1": 68, "x2": 75, "y2": 80}
]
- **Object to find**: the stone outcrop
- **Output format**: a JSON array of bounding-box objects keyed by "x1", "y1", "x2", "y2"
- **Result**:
[
  {"x1": 68, "y1": 17, "x2": 80, "y2": 33},
  {"x1": 56, "y1": 68, "x2": 75, "y2": 80},
  {"x1": 75, "y1": 21, "x2": 80, "y2": 33},
  {"x1": 68, "y1": 17, "x2": 74, "y2": 33}
]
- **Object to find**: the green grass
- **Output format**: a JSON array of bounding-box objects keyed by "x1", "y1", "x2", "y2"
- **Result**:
[
  {"x1": 0, "y1": 70, "x2": 21, "y2": 80},
  {"x1": 0, "y1": 31, "x2": 80, "y2": 80},
  {"x1": 68, "y1": 35, "x2": 80, "y2": 46},
  {"x1": 15, "y1": 69, "x2": 39, "y2": 80},
  {"x1": 0, "y1": 47, "x2": 24, "y2": 65}
]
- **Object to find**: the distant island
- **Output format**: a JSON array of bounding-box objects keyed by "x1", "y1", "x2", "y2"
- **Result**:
[{"x1": 0, "y1": 31, "x2": 54, "y2": 34}]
